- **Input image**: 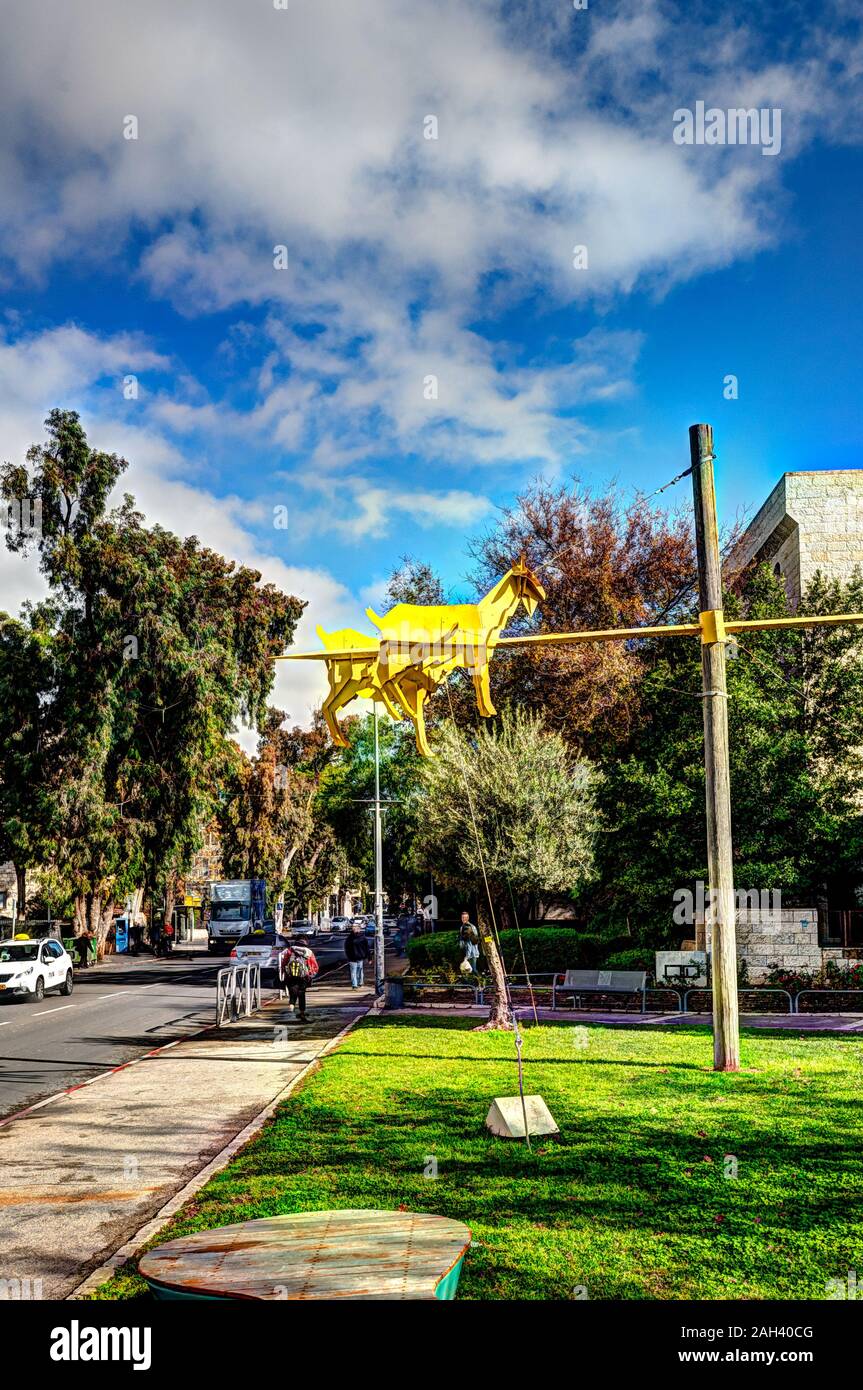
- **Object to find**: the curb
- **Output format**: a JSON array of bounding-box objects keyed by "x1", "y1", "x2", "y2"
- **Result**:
[{"x1": 66, "y1": 1001, "x2": 373, "y2": 1299}]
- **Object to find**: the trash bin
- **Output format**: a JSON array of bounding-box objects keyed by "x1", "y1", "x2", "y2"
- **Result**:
[{"x1": 385, "y1": 978, "x2": 404, "y2": 1009}]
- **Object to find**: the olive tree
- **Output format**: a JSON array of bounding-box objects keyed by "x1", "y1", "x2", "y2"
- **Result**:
[{"x1": 411, "y1": 706, "x2": 597, "y2": 1028}]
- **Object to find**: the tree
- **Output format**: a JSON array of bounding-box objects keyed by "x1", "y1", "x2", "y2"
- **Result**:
[
  {"x1": 1, "y1": 410, "x2": 304, "y2": 941},
  {"x1": 468, "y1": 478, "x2": 698, "y2": 755},
  {"x1": 317, "y1": 711, "x2": 423, "y2": 907},
  {"x1": 385, "y1": 556, "x2": 446, "y2": 607},
  {"x1": 410, "y1": 707, "x2": 597, "y2": 1028},
  {"x1": 216, "y1": 711, "x2": 355, "y2": 920},
  {"x1": 588, "y1": 565, "x2": 863, "y2": 943},
  {"x1": 0, "y1": 610, "x2": 57, "y2": 917}
]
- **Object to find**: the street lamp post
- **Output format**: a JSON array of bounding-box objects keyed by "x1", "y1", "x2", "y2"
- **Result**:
[{"x1": 373, "y1": 705, "x2": 385, "y2": 996}]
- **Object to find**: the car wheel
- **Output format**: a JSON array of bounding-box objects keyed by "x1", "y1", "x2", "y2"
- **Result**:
[
  {"x1": 33, "y1": 976, "x2": 45, "y2": 1002},
  {"x1": 60, "y1": 970, "x2": 74, "y2": 996}
]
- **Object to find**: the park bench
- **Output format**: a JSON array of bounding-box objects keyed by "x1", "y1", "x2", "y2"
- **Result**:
[{"x1": 552, "y1": 968, "x2": 647, "y2": 1013}]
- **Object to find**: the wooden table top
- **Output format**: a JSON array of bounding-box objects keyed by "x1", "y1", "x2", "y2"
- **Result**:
[{"x1": 138, "y1": 1209, "x2": 472, "y2": 1300}]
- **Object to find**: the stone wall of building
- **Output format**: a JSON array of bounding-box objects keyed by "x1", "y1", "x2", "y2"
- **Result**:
[
  {"x1": 727, "y1": 469, "x2": 863, "y2": 609},
  {"x1": 0, "y1": 861, "x2": 16, "y2": 920},
  {"x1": 789, "y1": 471, "x2": 863, "y2": 600},
  {"x1": 700, "y1": 908, "x2": 859, "y2": 977}
]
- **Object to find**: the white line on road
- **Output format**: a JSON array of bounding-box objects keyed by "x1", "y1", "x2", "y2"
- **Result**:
[{"x1": 32, "y1": 1005, "x2": 76, "y2": 1016}]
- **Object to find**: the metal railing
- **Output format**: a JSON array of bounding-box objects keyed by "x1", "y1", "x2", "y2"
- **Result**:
[
  {"x1": 682, "y1": 986, "x2": 794, "y2": 1014},
  {"x1": 795, "y1": 989, "x2": 863, "y2": 1014},
  {"x1": 216, "y1": 964, "x2": 261, "y2": 1025}
]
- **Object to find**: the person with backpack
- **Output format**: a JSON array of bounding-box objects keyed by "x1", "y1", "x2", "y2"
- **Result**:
[
  {"x1": 284, "y1": 936, "x2": 319, "y2": 1022},
  {"x1": 344, "y1": 920, "x2": 370, "y2": 988}
]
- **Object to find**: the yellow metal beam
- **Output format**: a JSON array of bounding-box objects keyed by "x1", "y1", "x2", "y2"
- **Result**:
[{"x1": 276, "y1": 611, "x2": 863, "y2": 661}]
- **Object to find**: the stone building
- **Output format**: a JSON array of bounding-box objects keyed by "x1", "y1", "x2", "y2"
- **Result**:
[
  {"x1": 698, "y1": 907, "x2": 860, "y2": 978},
  {"x1": 727, "y1": 468, "x2": 863, "y2": 608},
  {"x1": 0, "y1": 861, "x2": 17, "y2": 923}
]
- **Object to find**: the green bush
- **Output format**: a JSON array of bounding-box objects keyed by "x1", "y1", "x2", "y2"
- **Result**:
[
  {"x1": 407, "y1": 928, "x2": 618, "y2": 976},
  {"x1": 602, "y1": 948, "x2": 655, "y2": 973}
]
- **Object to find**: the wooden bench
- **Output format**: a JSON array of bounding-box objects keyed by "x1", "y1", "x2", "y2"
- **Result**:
[
  {"x1": 552, "y1": 968, "x2": 647, "y2": 1013},
  {"x1": 138, "y1": 1209, "x2": 472, "y2": 1300}
]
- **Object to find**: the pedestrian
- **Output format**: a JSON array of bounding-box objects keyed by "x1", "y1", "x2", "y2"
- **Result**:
[
  {"x1": 284, "y1": 935, "x2": 320, "y2": 1022},
  {"x1": 77, "y1": 926, "x2": 95, "y2": 969},
  {"x1": 345, "y1": 920, "x2": 370, "y2": 988},
  {"x1": 415, "y1": 901, "x2": 428, "y2": 935},
  {"x1": 458, "y1": 911, "x2": 480, "y2": 974}
]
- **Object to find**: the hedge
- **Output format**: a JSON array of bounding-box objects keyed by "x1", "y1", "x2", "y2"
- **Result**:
[
  {"x1": 406, "y1": 928, "x2": 624, "y2": 976},
  {"x1": 601, "y1": 948, "x2": 656, "y2": 973}
]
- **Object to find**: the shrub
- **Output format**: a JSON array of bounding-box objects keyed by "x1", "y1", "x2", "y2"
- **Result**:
[
  {"x1": 761, "y1": 960, "x2": 863, "y2": 997},
  {"x1": 407, "y1": 928, "x2": 617, "y2": 976},
  {"x1": 602, "y1": 948, "x2": 655, "y2": 973}
]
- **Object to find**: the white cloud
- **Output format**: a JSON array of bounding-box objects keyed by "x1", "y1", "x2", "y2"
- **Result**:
[
  {"x1": 1, "y1": 2, "x2": 848, "y2": 421},
  {"x1": 1, "y1": 0, "x2": 854, "y2": 494}
]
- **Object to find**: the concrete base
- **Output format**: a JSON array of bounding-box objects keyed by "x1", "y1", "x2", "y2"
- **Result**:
[{"x1": 485, "y1": 1094, "x2": 559, "y2": 1139}]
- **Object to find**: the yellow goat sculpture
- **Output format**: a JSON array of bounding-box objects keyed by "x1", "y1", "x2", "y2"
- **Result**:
[{"x1": 317, "y1": 559, "x2": 546, "y2": 755}]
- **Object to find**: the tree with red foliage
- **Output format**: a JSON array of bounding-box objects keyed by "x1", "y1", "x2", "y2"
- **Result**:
[{"x1": 468, "y1": 479, "x2": 697, "y2": 755}]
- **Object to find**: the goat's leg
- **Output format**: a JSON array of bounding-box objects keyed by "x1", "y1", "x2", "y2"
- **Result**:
[
  {"x1": 472, "y1": 658, "x2": 497, "y2": 717},
  {"x1": 413, "y1": 686, "x2": 432, "y2": 757},
  {"x1": 324, "y1": 669, "x2": 369, "y2": 747}
]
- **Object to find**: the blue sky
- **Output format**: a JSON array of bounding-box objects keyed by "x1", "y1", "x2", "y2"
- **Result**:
[{"x1": 1, "y1": 0, "x2": 861, "y2": 724}]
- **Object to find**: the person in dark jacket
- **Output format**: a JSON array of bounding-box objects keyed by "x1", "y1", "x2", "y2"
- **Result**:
[{"x1": 345, "y1": 922, "x2": 370, "y2": 988}]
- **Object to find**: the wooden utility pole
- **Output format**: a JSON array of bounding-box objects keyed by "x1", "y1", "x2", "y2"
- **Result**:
[{"x1": 690, "y1": 423, "x2": 740, "y2": 1072}]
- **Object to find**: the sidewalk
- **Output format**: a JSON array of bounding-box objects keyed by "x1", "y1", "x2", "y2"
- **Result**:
[{"x1": 0, "y1": 968, "x2": 375, "y2": 1300}]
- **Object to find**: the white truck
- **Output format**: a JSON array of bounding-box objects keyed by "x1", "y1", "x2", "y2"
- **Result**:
[{"x1": 207, "y1": 878, "x2": 266, "y2": 954}]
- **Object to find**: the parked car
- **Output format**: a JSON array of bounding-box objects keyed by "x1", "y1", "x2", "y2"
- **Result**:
[
  {"x1": 0, "y1": 938, "x2": 74, "y2": 1001},
  {"x1": 331, "y1": 916, "x2": 350, "y2": 931},
  {"x1": 290, "y1": 919, "x2": 317, "y2": 937},
  {"x1": 230, "y1": 929, "x2": 291, "y2": 985}
]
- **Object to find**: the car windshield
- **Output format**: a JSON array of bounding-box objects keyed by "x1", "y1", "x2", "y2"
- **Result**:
[{"x1": 0, "y1": 943, "x2": 39, "y2": 962}]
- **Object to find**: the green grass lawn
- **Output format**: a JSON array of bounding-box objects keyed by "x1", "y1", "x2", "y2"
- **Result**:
[{"x1": 92, "y1": 1016, "x2": 863, "y2": 1300}]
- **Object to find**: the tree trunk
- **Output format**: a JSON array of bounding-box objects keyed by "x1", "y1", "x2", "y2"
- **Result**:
[
  {"x1": 163, "y1": 876, "x2": 177, "y2": 930},
  {"x1": 475, "y1": 900, "x2": 513, "y2": 1031},
  {"x1": 15, "y1": 864, "x2": 26, "y2": 923},
  {"x1": 75, "y1": 892, "x2": 116, "y2": 956}
]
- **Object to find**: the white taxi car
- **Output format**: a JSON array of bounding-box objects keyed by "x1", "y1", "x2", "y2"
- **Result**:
[
  {"x1": 0, "y1": 938, "x2": 75, "y2": 1001},
  {"x1": 229, "y1": 929, "x2": 292, "y2": 986}
]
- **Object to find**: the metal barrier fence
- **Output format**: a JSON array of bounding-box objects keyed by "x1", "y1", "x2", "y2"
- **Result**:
[
  {"x1": 683, "y1": 986, "x2": 794, "y2": 1014},
  {"x1": 216, "y1": 964, "x2": 261, "y2": 1025},
  {"x1": 795, "y1": 989, "x2": 863, "y2": 1013},
  {"x1": 388, "y1": 971, "x2": 863, "y2": 1016}
]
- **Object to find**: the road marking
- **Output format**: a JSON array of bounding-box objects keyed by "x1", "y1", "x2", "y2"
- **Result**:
[
  {"x1": 97, "y1": 991, "x2": 135, "y2": 999},
  {"x1": 32, "y1": 1005, "x2": 76, "y2": 1016}
]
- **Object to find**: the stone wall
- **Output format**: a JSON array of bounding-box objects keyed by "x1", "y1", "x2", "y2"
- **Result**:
[
  {"x1": 727, "y1": 469, "x2": 863, "y2": 609},
  {"x1": 700, "y1": 908, "x2": 859, "y2": 977},
  {"x1": 789, "y1": 471, "x2": 863, "y2": 600},
  {"x1": 0, "y1": 861, "x2": 16, "y2": 919}
]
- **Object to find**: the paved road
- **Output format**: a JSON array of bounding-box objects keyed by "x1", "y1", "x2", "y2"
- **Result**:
[{"x1": 0, "y1": 934, "x2": 350, "y2": 1120}]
